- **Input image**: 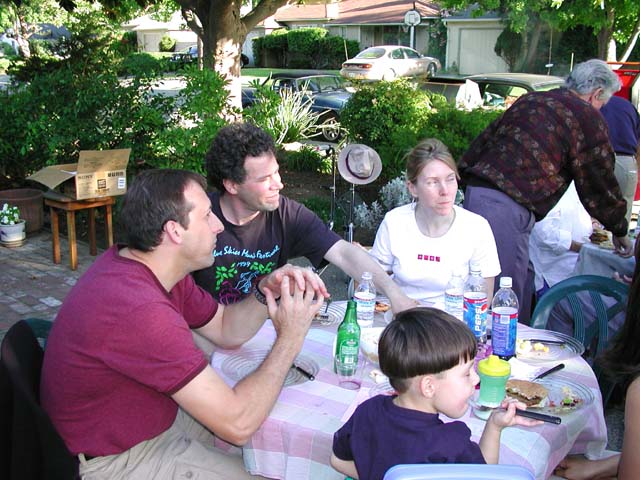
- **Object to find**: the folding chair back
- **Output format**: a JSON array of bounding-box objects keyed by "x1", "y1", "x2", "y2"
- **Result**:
[{"x1": 0, "y1": 320, "x2": 79, "y2": 480}]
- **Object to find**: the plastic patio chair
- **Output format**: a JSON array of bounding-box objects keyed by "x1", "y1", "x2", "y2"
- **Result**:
[
  {"x1": 0, "y1": 320, "x2": 79, "y2": 480},
  {"x1": 530, "y1": 274, "x2": 629, "y2": 405},
  {"x1": 531, "y1": 275, "x2": 629, "y2": 359},
  {"x1": 383, "y1": 463, "x2": 535, "y2": 479}
]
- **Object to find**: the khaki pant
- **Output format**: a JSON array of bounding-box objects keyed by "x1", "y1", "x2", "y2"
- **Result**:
[
  {"x1": 613, "y1": 154, "x2": 638, "y2": 226},
  {"x1": 79, "y1": 409, "x2": 270, "y2": 480}
]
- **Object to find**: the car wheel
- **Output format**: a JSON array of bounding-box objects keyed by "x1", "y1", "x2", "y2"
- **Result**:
[
  {"x1": 382, "y1": 69, "x2": 396, "y2": 81},
  {"x1": 320, "y1": 114, "x2": 341, "y2": 142},
  {"x1": 241, "y1": 54, "x2": 249, "y2": 68},
  {"x1": 427, "y1": 63, "x2": 437, "y2": 77}
]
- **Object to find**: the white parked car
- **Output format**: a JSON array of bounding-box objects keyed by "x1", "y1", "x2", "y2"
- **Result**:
[{"x1": 340, "y1": 46, "x2": 441, "y2": 81}]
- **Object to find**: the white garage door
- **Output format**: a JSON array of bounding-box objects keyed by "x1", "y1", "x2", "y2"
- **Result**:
[{"x1": 459, "y1": 28, "x2": 507, "y2": 74}]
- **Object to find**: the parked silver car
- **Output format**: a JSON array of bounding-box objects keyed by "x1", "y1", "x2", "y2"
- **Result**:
[{"x1": 340, "y1": 46, "x2": 441, "y2": 81}]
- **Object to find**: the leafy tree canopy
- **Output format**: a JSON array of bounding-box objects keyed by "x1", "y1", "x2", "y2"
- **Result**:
[{"x1": 440, "y1": 0, "x2": 640, "y2": 60}]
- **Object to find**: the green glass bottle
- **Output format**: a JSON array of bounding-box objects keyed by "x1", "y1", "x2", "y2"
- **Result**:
[{"x1": 334, "y1": 300, "x2": 361, "y2": 374}]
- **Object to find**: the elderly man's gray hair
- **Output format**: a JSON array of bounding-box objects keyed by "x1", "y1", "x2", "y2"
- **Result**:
[{"x1": 565, "y1": 59, "x2": 621, "y2": 101}]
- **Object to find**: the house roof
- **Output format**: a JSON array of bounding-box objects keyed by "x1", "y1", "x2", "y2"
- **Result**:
[
  {"x1": 274, "y1": 0, "x2": 440, "y2": 25},
  {"x1": 443, "y1": 5, "x2": 502, "y2": 22},
  {"x1": 275, "y1": 2, "x2": 332, "y2": 22}
]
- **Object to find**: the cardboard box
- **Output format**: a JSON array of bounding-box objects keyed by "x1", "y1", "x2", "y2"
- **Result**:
[{"x1": 28, "y1": 149, "x2": 130, "y2": 200}]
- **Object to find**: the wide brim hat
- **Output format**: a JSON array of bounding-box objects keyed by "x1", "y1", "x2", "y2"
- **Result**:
[{"x1": 337, "y1": 144, "x2": 382, "y2": 185}]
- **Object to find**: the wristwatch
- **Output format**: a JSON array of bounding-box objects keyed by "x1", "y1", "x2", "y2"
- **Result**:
[
  {"x1": 252, "y1": 277, "x2": 280, "y2": 305},
  {"x1": 252, "y1": 283, "x2": 268, "y2": 305}
]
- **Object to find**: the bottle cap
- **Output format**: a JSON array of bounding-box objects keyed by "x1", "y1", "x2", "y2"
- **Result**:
[
  {"x1": 499, "y1": 277, "x2": 513, "y2": 288},
  {"x1": 362, "y1": 271, "x2": 372, "y2": 280},
  {"x1": 477, "y1": 354, "x2": 511, "y2": 376},
  {"x1": 469, "y1": 261, "x2": 481, "y2": 274}
]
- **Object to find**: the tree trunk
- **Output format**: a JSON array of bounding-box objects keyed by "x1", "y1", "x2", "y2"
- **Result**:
[
  {"x1": 596, "y1": 6, "x2": 616, "y2": 60},
  {"x1": 177, "y1": 0, "x2": 294, "y2": 116},
  {"x1": 16, "y1": 12, "x2": 31, "y2": 58},
  {"x1": 523, "y1": 21, "x2": 543, "y2": 72}
]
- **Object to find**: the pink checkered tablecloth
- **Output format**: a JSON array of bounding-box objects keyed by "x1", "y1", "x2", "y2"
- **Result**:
[{"x1": 211, "y1": 302, "x2": 607, "y2": 480}]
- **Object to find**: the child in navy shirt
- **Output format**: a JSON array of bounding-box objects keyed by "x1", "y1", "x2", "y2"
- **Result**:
[{"x1": 331, "y1": 307, "x2": 540, "y2": 480}]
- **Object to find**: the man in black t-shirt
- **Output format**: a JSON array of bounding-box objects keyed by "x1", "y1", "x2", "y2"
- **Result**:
[{"x1": 193, "y1": 123, "x2": 414, "y2": 311}]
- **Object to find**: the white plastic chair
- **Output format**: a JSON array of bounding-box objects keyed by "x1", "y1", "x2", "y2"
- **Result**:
[{"x1": 383, "y1": 463, "x2": 535, "y2": 480}]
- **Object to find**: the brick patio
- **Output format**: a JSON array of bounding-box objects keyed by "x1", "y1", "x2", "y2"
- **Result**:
[{"x1": 0, "y1": 231, "x2": 93, "y2": 341}]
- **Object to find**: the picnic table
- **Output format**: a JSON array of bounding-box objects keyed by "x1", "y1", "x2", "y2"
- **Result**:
[{"x1": 211, "y1": 301, "x2": 608, "y2": 480}]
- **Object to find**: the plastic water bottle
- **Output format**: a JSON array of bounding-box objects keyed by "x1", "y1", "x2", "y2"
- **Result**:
[
  {"x1": 444, "y1": 269, "x2": 465, "y2": 321},
  {"x1": 334, "y1": 300, "x2": 361, "y2": 374},
  {"x1": 463, "y1": 261, "x2": 488, "y2": 342},
  {"x1": 491, "y1": 277, "x2": 519, "y2": 359},
  {"x1": 354, "y1": 272, "x2": 376, "y2": 327}
]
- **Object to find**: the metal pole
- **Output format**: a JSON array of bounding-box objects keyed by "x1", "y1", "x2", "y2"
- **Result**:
[{"x1": 329, "y1": 148, "x2": 336, "y2": 231}]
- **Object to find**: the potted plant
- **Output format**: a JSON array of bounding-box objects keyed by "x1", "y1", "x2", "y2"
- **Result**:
[{"x1": 0, "y1": 203, "x2": 26, "y2": 247}]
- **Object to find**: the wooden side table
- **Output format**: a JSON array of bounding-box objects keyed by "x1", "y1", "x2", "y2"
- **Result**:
[{"x1": 43, "y1": 192, "x2": 115, "y2": 270}]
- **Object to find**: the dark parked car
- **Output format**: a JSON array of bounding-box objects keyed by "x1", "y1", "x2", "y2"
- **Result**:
[
  {"x1": 170, "y1": 45, "x2": 249, "y2": 67},
  {"x1": 422, "y1": 73, "x2": 565, "y2": 107},
  {"x1": 242, "y1": 73, "x2": 352, "y2": 142}
]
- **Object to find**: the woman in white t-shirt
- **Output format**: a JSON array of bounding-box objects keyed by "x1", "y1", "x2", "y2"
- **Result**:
[{"x1": 369, "y1": 139, "x2": 501, "y2": 305}]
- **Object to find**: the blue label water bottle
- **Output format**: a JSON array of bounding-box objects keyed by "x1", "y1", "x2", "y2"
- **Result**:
[
  {"x1": 491, "y1": 277, "x2": 519, "y2": 359},
  {"x1": 463, "y1": 261, "x2": 487, "y2": 342}
]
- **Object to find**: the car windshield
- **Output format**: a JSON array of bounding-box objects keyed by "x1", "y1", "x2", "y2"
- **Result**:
[
  {"x1": 535, "y1": 83, "x2": 564, "y2": 91},
  {"x1": 355, "y1": 48, "x2": 385, "y2": 59},
  {"x1": 297, "y1": 76, "x2": 346, "y2": 93}
]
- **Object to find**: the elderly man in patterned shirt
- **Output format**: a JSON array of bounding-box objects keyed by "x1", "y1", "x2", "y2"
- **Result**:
[{"x1": 459, "y1": 59, "x2": 632, "y2": 322}]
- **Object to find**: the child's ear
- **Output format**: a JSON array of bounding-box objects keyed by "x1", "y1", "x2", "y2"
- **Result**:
[{"x1": 419, "y1": 375, "x2": 436, "y2": 398}]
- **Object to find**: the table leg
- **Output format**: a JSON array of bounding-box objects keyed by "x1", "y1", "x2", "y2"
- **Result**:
[
  {"x1": 50, "y1": 207, "x2": 61, "y2": 265},
  {"x1": 105, "y1": 204, "x2": 114, "y2": 247},
  {"x1": 67, "y1": 210, "x2": 77, "y2": 271},
  {"x1": 89, "y1": 208, "x2": 97, "y2": 256}
]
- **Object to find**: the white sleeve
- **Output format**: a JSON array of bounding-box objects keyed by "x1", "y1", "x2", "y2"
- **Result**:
[
  {"x1": 530, "y1": 212, "x2": 572, "y2": 255},
  {"x1": 369, "y1": 216, "x2": 394, "y2": 273}
]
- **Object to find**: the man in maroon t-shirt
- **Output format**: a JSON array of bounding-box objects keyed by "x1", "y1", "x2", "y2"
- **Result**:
[{"x1": 41, "y1": 169, "x2": 328, "y2": 479}]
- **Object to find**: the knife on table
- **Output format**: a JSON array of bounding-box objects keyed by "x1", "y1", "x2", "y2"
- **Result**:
[
  {"x1": 292, "y1": 364, "x2": 315, "y2": 381},
  {"x1": 515, "y1": 408, "x2": 562, "y2": 425},
  {"x1": 533, "y1": 363, "x2": 565, "y2": 381},
  {"x1": 528, "y1": 338, "x2": 566, "y2": 345}
]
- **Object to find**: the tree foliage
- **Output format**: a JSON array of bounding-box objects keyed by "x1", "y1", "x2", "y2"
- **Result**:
[
  {"x1": 440, "y1": 0, "x2": 640, "y2": 63},
  {"x1": 2, "y1": 0, "x2": 296, "y2": 110}
]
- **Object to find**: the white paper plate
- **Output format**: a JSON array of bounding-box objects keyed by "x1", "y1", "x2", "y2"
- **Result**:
[
  {"x1": 312, "y1": 301, "x2": 344, "y2": 326},
  {"x1": 360, "y1": 327, "x2": 385, "y2": 365},
  {"x1": 221, "y1": 349, "x2": 319, "y2": 387},
  {"x1": 516, "y1": 330, "x2": 585, "y2": 363},
  {"x1": 510, "y1": 375, "x2": 595, "y2": 415}
]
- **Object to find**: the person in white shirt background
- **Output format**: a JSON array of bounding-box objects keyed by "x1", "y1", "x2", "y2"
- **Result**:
[
  {"x1": 529, "y1": 182, "x2": 627, "y2": 337},
  {"x1": 529, "y1": 182, "x2": 593, "y2": 298}
]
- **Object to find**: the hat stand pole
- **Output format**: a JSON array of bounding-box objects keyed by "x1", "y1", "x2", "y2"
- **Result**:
[
  {"x1": 346, "y1": 182, "x2": 355, "y2": 243},
  {"x1": 346, "y1": 181, "x2": 356, "y2": 299},
  {"x1": 327, "y1": 146, "x2": 336, "y2": 231}
]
